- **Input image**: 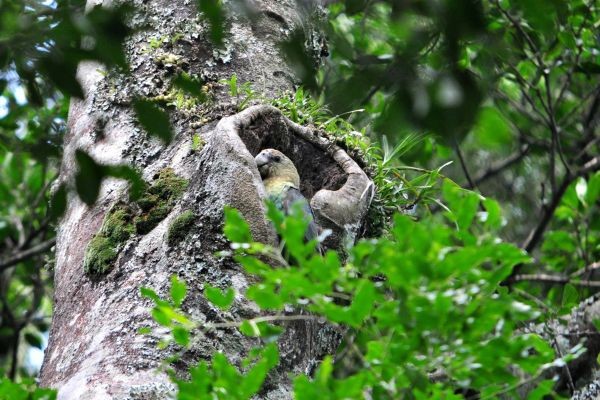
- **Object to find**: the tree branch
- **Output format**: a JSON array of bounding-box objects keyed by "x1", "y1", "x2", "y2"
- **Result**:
[
  {"x1": 466, "y1": 145, "x2": 530, "y2": 189},
  {"x1": 0, "y1": 238, "x2": 56, "y2": 272},
  {"x1": 513, "y1": 274, "x2": 600, "y2": 288},
  {"x1": 519, "y1": 155, "x2": 598, "y2": 254},
  {"x1": 455, "y1": 142, "x2": 477, "y2": 189},
  {"x1": 520, "y1": 175, "x2": 572, "y2": 253},
  {"x1": 505, "y1": 154, "x2": 599, "y2": 284}
]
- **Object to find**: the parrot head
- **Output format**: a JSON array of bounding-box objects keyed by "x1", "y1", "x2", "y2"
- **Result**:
[{"x1": 255, "y1": 149, "x2": 300, "y2": 188}]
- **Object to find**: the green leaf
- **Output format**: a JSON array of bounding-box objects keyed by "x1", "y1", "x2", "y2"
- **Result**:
[
  {"x1": 237, "y1": 256, "x2": 271, "y2": 275},
  {"x1": 442, "y1": 180, "x2": 480, "y2": 230},
  {"x1": 294, "y1": 375, "x2": 323, "y2": 400},
  {"x1": 191, "y1": 134, "x2": 204, "y2": 151},
  {"x1": 223, "y1": 207, "x2": 253, "y2": 243},
  {"x1": 137, "y1": 326, "x2": 152, "y2": 335},
  {"x1": 74, "y1": 150, "x2": 105, "y2": 205},
  {"x1": 576, "y1": 61, "x2": 600, "y2": 75},
  {"x1": 316, "y1": 356, "x2": 334, "y2": 385},
  {"x1": 349, "y1": 280, "x2": 377, "y2": 326},
  {"x1": 204, "y1": 284, "x2": 235, "y2": 310},
  {"x1": 173, "y1": 74, "x2": 207, "y2": 102},
  {"x1": 73, "y1": 151, "x2": 144, "y2": 205},
  {"x1": 84, "y1": 5, "x2": 132, "y2": 69},
  {"x1": 519, "y1": 0, "x2": 560, "y2": 32},
  {"x1": 526, "y1": 379, "x2": 555, "y2": 400},
  {"x1": 39, "y1": 57, "x2": 83, "y2": 98},
  {"x1": 227, "y1": 74, "x2": 238, "y2": 97},
  {"x1": 473, "y1": 107, "x2": 513, "y2": 149},
  {"x1": 542, "y1": 231, "x2": 577, "y2": 254},
  {"x1": 133, "y1": 98, "x2": 174, "y2": 144},
  {"x1": 0, "y1": 377, "x2": 56, "y2": 400},
  {"x1": 105, "y1": 165, "x2": 145, "y2": 201},
  {"x1": 140, "y1": 287, "x2": 160, "y2": 303},
  {"x1": 482, "y1": 197, "x2": 502, "y2": 229},
  {"x1": 561, "y1": 284, "x2": 579, "y2": 310},
  {"x1": 170, "y1": 275, "x2": 187, "y2": 307},
  {"x1": 247, "y1": 284, "x2": 284, "y2": 310},
  {"x1": 24, "y1": 332, "x2": 43, "y2": 349},
  {"x1": 49, "y1": 183, "x2": 67, "y2": 220},
  {"x1": 172, "y1": 326, "x2": 190, "y2": 346},
  {"x1": 585, "y1": 172, "x2": 600, "y2": 205},
  {"x1": 151, "y1": 306, "x2": 173, "y2": 327},
  {"x1": 195, "y1": 0, "x2": 226, "y2": 46},
  {"x1": 239, "y1": 344, "x2": 279, "y2": 397}
]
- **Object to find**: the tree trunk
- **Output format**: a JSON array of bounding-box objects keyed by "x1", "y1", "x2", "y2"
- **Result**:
[{"x1": 39, "y1": 1, "x2": 372, "y2": 398}]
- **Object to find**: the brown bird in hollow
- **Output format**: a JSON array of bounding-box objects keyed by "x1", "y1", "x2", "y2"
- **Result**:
[{"x1": 254, "y1": 148, "x2": 321, "y2": 250}]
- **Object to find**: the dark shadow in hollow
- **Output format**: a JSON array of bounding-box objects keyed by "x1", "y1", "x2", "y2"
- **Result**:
[{"x1": 237, "y1": 113, "x2": 347, "y2": 199}]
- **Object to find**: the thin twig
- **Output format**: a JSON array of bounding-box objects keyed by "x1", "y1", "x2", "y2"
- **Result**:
[
  {"x1": 555, "y1": 3, "x2": 591, "y2": 108},
  {"x1": 544, "y1": 73, "x2": 572, "y2": 183},
  {"x1": 558, "y1": 86, "x2": 598, "y2": 128},
  {"x1": 543, "y1": 73, "x2": 558, "y2": 192},
  {"x1": 22, "y1": 216, "x2": 51, "y2": 250},
  {"x1": 493, "y1": 0, "x2": 544, "y2": 66},
  {"x1": 454, "y1": 142, "x2": 476, "y2": 190},
  {"x1": 547, "y1": 324, "x2": 575, "y2": 394},
  {"x1": 513, "y1": 287, "x2": 550, "y2": 311},
  {"x1": 493, "y1": 89, "x2": 547, "y2": 127},
  {"x1": 505, "y1": 65, "x2": 551, "y2": 126},
  {"x1": 204, "y1": 314, "x2": 321, "y2": 330},
  {"x1": 570, "y1": 261, "x2": 600, "y2": 278}
]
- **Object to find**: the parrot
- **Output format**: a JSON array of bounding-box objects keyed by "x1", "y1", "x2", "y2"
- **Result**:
[{"x1": 254, "y1": 148, "x2": 321, "y2": 254}]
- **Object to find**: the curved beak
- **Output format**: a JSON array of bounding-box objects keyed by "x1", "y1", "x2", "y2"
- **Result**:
[
  {"x1": 255, "y1": 152, "x2": 269, "y2": 168},
  {"x1": 255, "y1": 152, "x2": 270, "y2": 178}
]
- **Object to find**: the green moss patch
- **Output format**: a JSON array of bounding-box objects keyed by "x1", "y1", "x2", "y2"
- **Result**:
[
  {"x1": 148, "y1": 168, "x2": 188, "y2": 199},
  {"x1": 83, "y1": 169, "x2": 188, "y2": 276},
  {"x1": 167, "y1": 210, "x2": 196, "y2": 246},
  {"x1": 83, "y1": 204, "x2": 134, "y2": 275},
  {"x1": 133, "y1": 168, "x2": 188, "y2": 234}
]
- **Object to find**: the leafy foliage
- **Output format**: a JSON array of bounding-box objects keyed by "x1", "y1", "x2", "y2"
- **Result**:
[
  {"x1": 0, "y1": 377, "x2": 55, "y2": 400},
  {"x1": 141, "y1": 189, "x2": 580, "y2": 398},
  {"x1": 0, "y1": 149, "x2": 56, "y2": 380},
  {"x1": 1, "y1": 1, "x2": 132, "y2": 101}
]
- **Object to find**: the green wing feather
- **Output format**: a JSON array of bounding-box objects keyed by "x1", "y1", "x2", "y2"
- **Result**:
[{"x1": 282, "y1": 187, "x2": 321, "y2": 251}]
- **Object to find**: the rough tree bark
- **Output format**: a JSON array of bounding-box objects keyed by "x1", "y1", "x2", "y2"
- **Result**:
[{"x1": 39, "y1": 0, "x2": 372, "y2": 398}]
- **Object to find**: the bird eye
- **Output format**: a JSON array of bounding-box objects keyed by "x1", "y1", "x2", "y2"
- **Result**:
[{"x1": 272, "y1": 155, "x2": 281, "y2": 162}]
